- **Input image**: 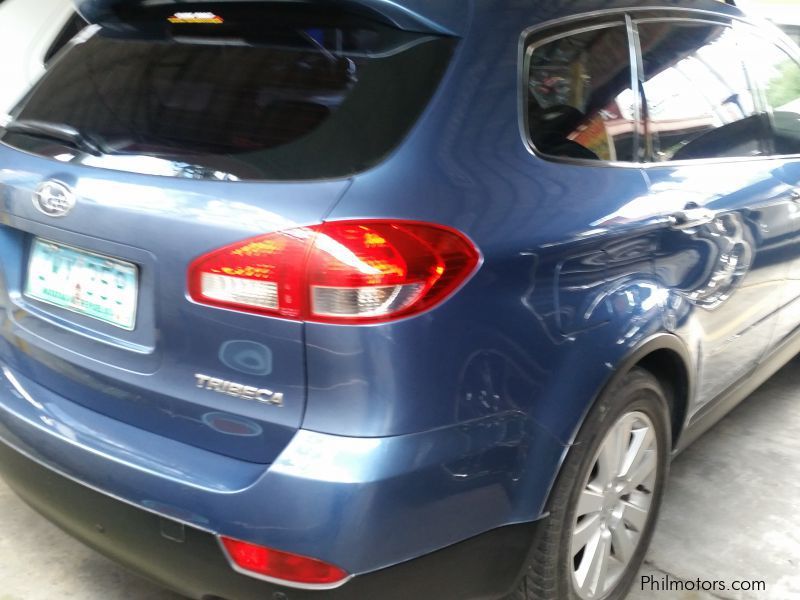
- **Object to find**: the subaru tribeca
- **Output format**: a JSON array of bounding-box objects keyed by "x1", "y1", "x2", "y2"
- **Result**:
[{"x1": 0, "y1": 1, "x2": 798, "y2": 599}]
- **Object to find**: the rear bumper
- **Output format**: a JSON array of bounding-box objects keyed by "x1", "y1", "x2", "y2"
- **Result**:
[
  {"x1": 0, "y1": 360, "x2": 565, "y2": 596},
  {"x1": 0, "y1": 439, "x2": 538, "y2": 600}
]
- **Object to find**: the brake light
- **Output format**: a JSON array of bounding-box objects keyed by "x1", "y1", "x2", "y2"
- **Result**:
[
  {"x1": 188, "y1": 220, "x2": 480, "y2": 324},
  {"x1": 219, "y1": 536, "x2": 349, "y2": 586}
]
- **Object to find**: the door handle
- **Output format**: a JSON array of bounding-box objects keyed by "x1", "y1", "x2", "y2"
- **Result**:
[
  {"x1": 788, "y1": 189, "x2": 800, "y2": 203},
  {"x1": 668, "y1": 207, "x2": 716, "y2": 230}
]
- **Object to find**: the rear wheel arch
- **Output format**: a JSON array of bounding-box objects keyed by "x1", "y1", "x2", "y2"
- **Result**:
[
  {"x1": 635, "y1": 346, "x2": 691, "y2": 448},
  {"x1": 499, "y1": 336, "x2": 694, "y2": 598},
  {"x1": 597, "y1": 334, "x2": 693, "y2": 448},
  {"x1": 563, "y1": 333, "x2": 694, "y2": 461},
  {"x1": 533, "y1": 333, "x2": 692, "y2": 525}
]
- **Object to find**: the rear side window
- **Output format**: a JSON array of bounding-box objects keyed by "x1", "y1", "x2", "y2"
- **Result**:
[
  {"x1": 2, "y1": 7, "x2": 454, "y2": 181},
  {"x1": 526, "y1": 24, "x2": 637, "y2": 162},
  {"x1": 739, "y1": 31, "x2": 800, "y2": 156},
  {"x1": 637, "y1": 21, "x2": 765, "y2": 162}
]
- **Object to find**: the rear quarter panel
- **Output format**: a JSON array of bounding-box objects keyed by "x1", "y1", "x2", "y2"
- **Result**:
[{"x1": 304, "y1": 0, "x2": 701, "y2": 525}]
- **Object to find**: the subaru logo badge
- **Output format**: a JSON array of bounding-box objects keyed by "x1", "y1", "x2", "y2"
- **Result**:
[{"x1": 33, "y1": 181, "x2": 76, "y2": 218}]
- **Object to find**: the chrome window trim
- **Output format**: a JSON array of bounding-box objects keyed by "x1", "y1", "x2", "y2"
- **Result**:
[
  {"x1": 519, "y1": 6, "x2": 742, "y2": 42},
  {"x1": 633, "y1": 16, "x2": 731, "y2": 25},
  {"x1": 517, "y1": 5, "x2": 800, "y2": 169},
  {"x1": 522, "y1": 20, "x2": 626, "y2": 57},
  {"x1": 626, "y1": 14, "x2": 645, "y2": 162}
]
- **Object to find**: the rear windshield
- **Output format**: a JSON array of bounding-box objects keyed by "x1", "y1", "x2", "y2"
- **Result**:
[{"x1": 1, "y1": 6, "x2": 454, "y2": 181}]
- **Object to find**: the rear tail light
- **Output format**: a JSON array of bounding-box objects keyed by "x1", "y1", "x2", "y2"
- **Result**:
[
  {"x1": 219, "y1": 536, "x2": 349, "y2": 587},
  {"x1": 189, "y1": 220, "x2": 480, "y2": 324}
]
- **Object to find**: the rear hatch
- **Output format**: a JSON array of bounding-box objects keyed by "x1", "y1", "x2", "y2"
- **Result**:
[{"x1": 0, "y1": 2, "x2": 454, "y2": 463}]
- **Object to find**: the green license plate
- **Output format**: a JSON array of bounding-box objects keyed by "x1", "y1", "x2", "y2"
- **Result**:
[{"x1": 25, "y1": 238, "x2": 138, "y2": 331}]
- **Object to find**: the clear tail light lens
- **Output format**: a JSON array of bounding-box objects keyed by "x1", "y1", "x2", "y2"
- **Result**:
[
  {"x1": 189, "y1": 220, "x2": 480, "y2": 324},
  {"x1": 219, "y1": 536, "x2": 349, "y2": 586}
]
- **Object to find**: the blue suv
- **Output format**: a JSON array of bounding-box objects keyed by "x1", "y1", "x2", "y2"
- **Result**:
[{"x1": 1, "y1": 1, "x2": 799, "y2": 599}]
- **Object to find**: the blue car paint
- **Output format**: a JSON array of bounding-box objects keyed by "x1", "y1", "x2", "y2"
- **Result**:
[
  {"x1": 0, "y1": 0, "x2": 797, "y2": 586},
  {"x1": 0, "y1": 365, "x2": 565, "y2": 572},
  {"x1": 0, "y1": 154, "x2": 354, "y2": 463}
]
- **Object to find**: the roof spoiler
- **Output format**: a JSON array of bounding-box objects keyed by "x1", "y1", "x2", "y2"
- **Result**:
[{"x1": 74, "y1": 0, "x2": 471, "y2": 36}]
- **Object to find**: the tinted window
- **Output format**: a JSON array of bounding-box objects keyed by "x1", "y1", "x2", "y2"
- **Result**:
[
  {"x1": 2, "y1": 9, "x2": 454, "y2": 181},
  {"x1": 527, "y1": 25, "x2": 637, "y2": 162},
  {"x1": 741, "y1": 31, "x2": 800, "y2": 155},
  {"x1": 638, "y1": 21, "x2": 764, "y2": 162}
]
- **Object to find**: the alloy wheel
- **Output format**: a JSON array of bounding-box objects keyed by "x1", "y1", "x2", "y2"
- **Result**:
[{"x1": 570, "y1": 411, "x2": 659, "y2": 599}]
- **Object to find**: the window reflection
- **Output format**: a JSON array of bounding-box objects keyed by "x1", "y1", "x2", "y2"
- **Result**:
[
  {"x1": 740, "y1": 30, "x2": 800, "y2": 155},
  {"x1": 2, "y1": 17, "x2": 455, "y2": 181},
  {"x1": 639, "y1": 22, "x2": 763, "y2": 161},
  {"x1": 527, "y1": 25, "x2": 636, "y2": 162}
]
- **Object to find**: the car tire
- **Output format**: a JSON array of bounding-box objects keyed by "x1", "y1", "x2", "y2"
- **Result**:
[{"x1": 508, "y1": 367, "x2": 671, "y2": 600}]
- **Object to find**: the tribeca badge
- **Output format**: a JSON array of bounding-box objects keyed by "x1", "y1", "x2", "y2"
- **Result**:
[{"x1": 194, "y1": 374, "x2": 284, "y2": 406}]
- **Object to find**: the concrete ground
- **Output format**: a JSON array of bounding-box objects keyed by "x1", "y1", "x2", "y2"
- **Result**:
[{"x1": 1, "y1": 359, "x2": 799, "y2": 600}]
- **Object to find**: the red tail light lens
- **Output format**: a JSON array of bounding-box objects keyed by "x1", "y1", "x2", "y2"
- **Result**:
[
  {"x1": 188, "y1": 220, "x2": 480, "y2": 324},
  {"x1": 220, "y1": 536, "x2": 349, "y2": 586}
]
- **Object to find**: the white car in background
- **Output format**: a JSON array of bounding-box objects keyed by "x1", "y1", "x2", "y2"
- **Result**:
[{"x1": 0, "y1": 0, "x2": 85, "y2": 117}]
